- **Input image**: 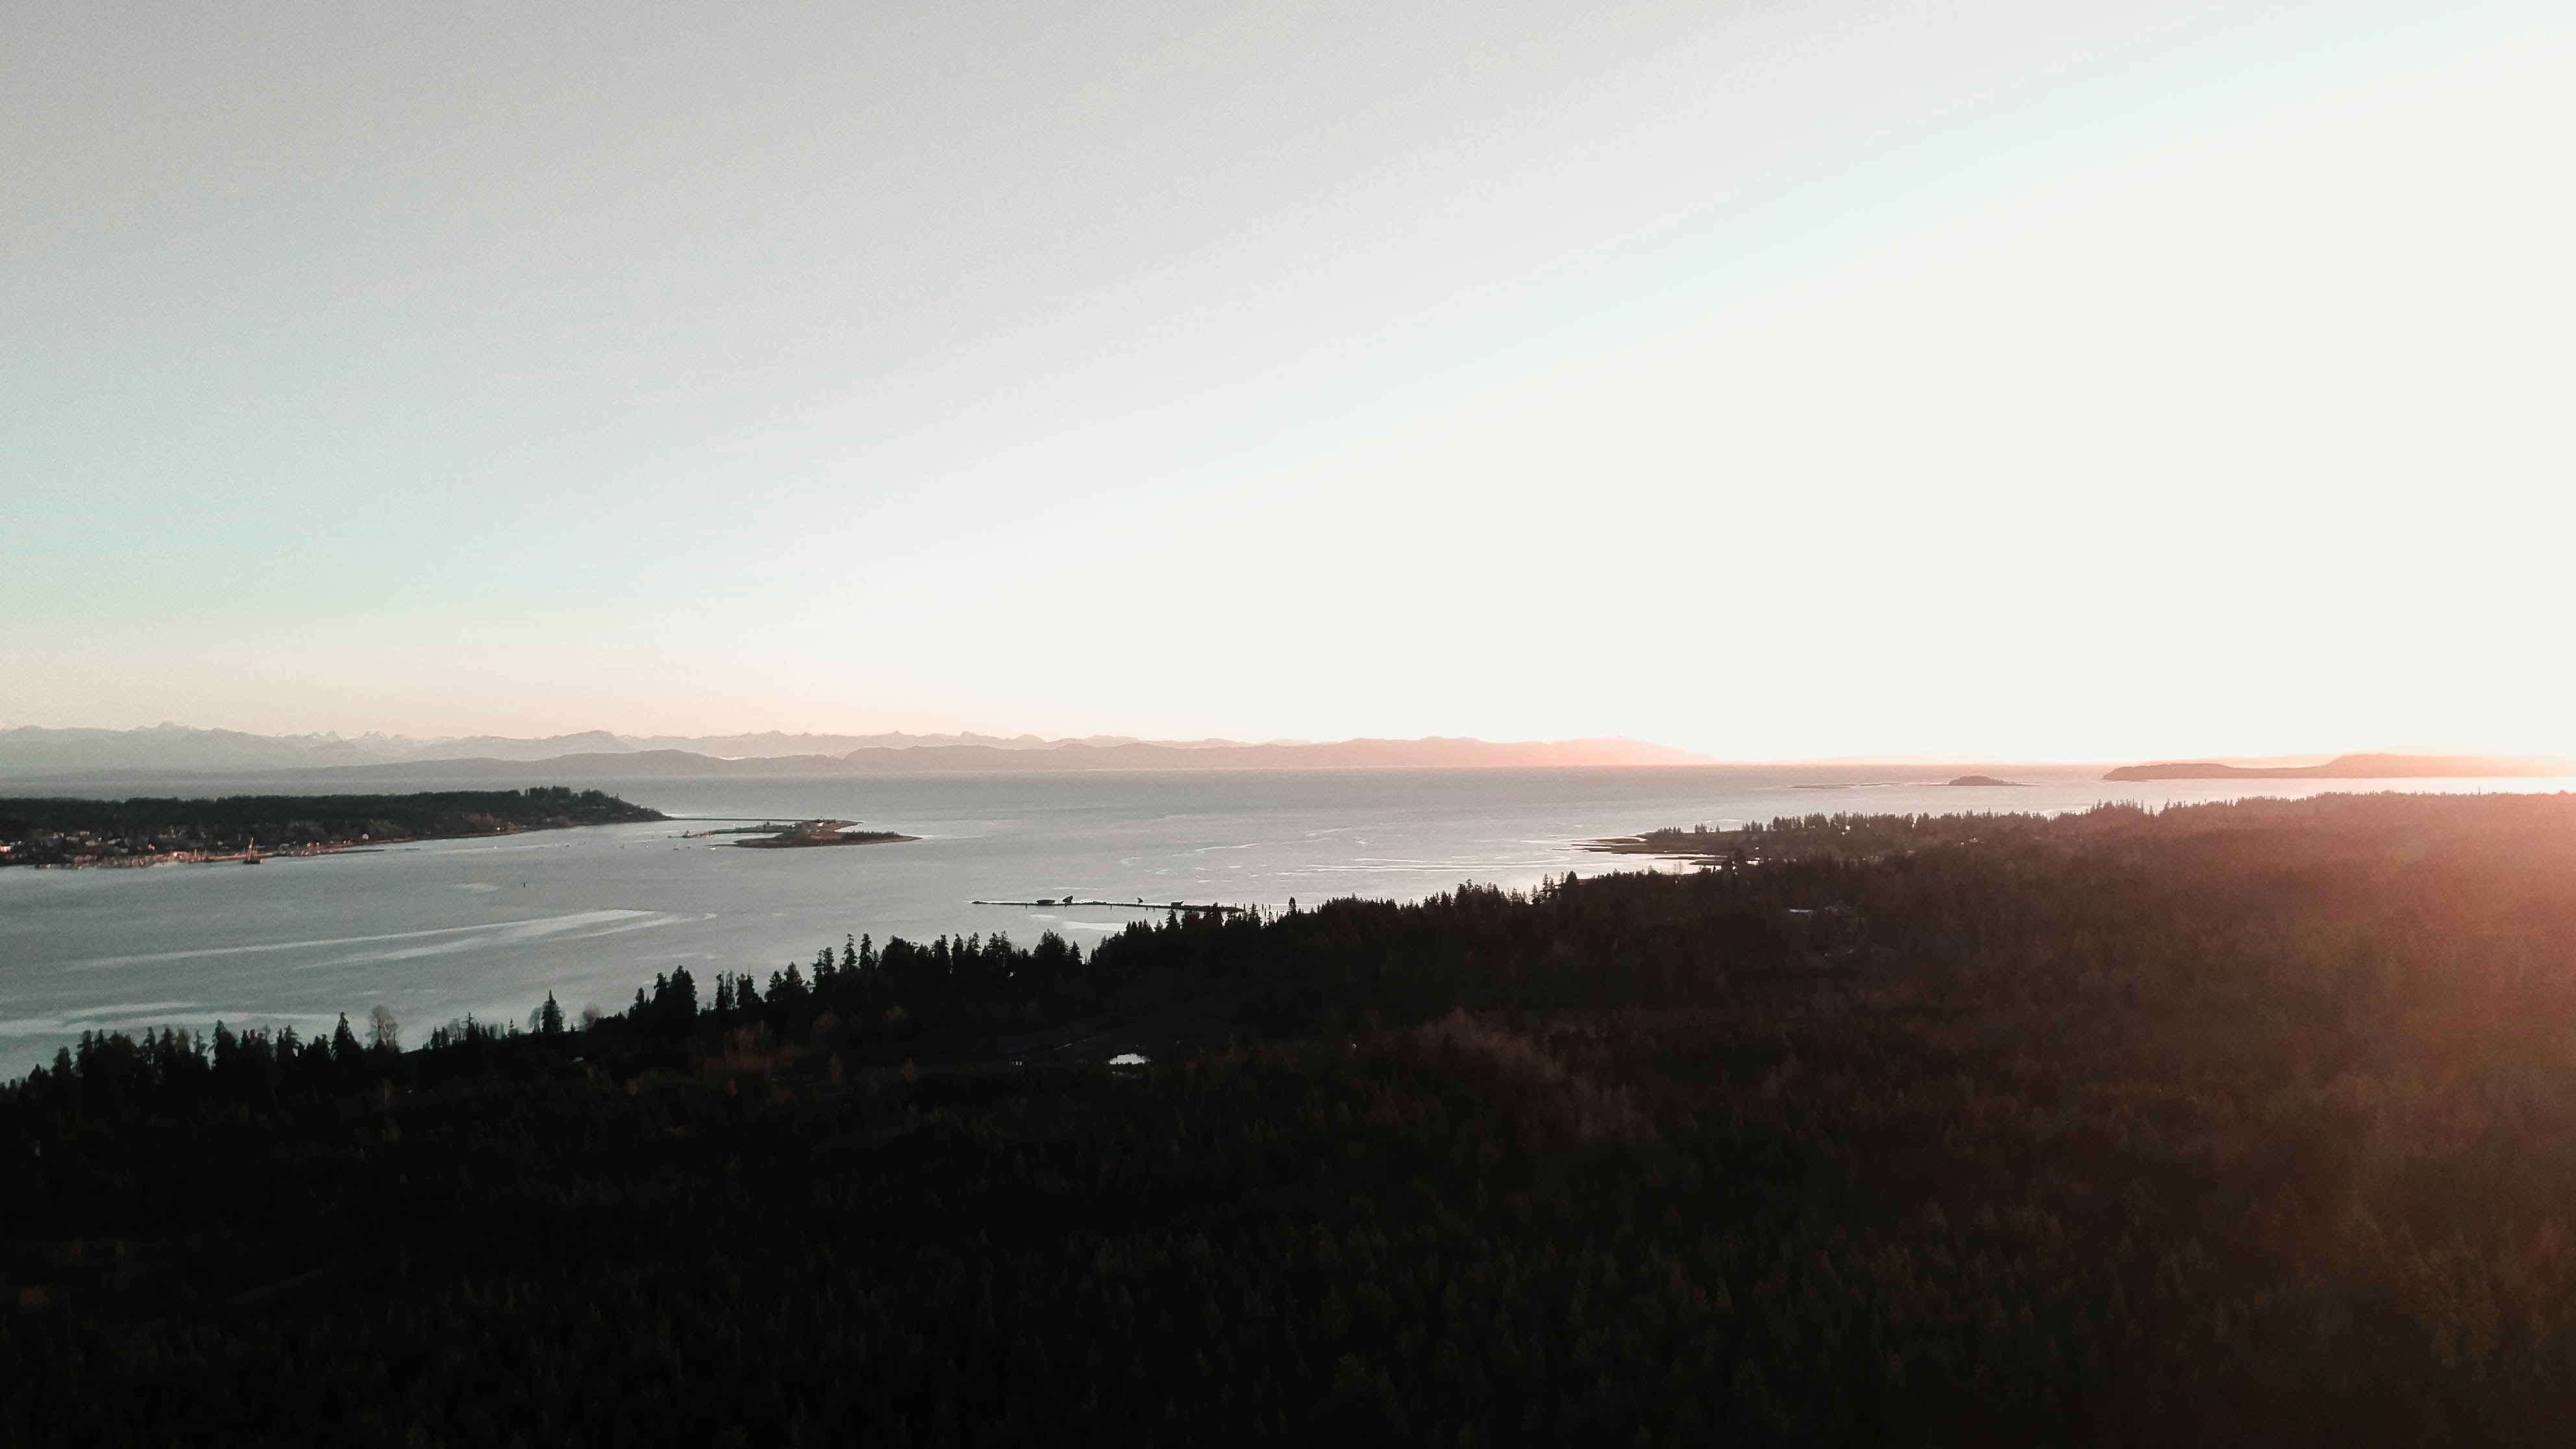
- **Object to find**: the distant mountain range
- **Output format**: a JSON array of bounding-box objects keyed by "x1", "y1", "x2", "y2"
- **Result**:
[
  {"x1": 2103, "y1": 753, "x2": 2576, "y2": 782},
  {"x1": 17, "y1": 729, "x2": 2571, "y2": 789},
  {"x1": 0, "y1": 724, "x2": 1713, "y2": 783},
  {"x1": 0, "y1": 724, "x2": 1194, "y2": 774}
]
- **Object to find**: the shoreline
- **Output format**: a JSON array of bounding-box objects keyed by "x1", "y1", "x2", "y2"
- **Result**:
[
  {"x1": 0, "y1": 787, "x2": 663, "y2": 870},
  {"x1": 6, "y1": 824, "x2": 569, "y2": 871}
]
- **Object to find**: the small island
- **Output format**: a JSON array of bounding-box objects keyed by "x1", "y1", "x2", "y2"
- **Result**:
[
  {"x1": 1946, "y1": 774, "x2": 2024, "y2": 787},
  {"x1": 731, "y1": 819, "x2": 918, "y2": 849},
  {"x1": 0, "y1": 787, "x2": 662, "y2": 868}
]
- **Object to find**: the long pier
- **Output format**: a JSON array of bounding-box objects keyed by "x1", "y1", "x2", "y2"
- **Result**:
[{"x1": 972, "y1": 898, "x2": 1250, "y2": 915}]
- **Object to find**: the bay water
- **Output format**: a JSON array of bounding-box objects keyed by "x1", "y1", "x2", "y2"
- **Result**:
[{"x1": 5, "y1": 765, "x2": 2568, "y2": 1072}]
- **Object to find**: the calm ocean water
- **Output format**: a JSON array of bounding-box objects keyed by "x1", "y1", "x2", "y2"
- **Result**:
[{"x1": 4, "y1": 765, "x2": 2569, "y2": 1071}]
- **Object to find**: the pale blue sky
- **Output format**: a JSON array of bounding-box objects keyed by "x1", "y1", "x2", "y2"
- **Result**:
[{"x1": 6, "y1": 1, "x2": 2570, "y2": 758}]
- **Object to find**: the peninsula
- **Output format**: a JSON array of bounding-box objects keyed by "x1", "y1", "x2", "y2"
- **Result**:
[
  {"x1": 1582, "y1": 823, "x2": 1765, "y2": 858},
  {"x1": 1582, "y1": 811, "x2": 2057, "y2": 863},
  {"x1": 0, "y1": 787, "x2": 662, "y2": 867}
]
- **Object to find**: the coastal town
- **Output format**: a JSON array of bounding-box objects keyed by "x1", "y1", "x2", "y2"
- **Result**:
[
  {"x1": 0, "y1": 825, "x2": 303, "y2": 868},
  {"x1": 0, "y1": 787, "x2": 663, "y2": 869}
]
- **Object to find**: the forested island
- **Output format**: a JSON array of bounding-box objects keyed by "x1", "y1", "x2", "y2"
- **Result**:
[
  {"x1": 0, "y1": 787, "x2": 661, "y2": 867},
  {"x1": 11, "y1": 791, "x2": 2576, "y2": 1443}
]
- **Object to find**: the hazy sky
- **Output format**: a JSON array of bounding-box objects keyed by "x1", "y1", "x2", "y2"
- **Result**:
[{"x1": 6, "y1": 0, "x2": 2570, "y2": 760}]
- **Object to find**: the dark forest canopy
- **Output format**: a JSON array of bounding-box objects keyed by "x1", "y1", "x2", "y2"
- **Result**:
[
  {"x1": 12, "y1": 791, "x2": 2576, "y2": 1444},
  {"x1": 0, "y1": 786, "x2": 662, "y2": 866}
]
